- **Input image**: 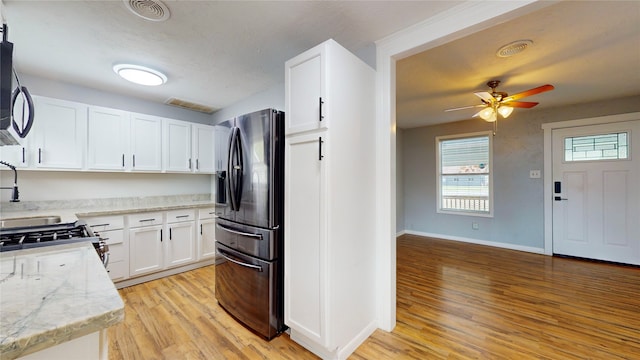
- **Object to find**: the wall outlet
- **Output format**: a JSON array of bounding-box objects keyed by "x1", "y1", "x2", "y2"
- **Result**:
[
  {"x1": 529, "y1": 170, "x2": 541, "y2": 178},
  {"x1": 472, "y1": 222, "x2": 479, "y2": 230}
]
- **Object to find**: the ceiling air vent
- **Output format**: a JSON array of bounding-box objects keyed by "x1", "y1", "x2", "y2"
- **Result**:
[
  {"x1": 496, "y1": 40, "x2": 533, "y2": 58},
  {"x1": 124, "y1": 0, "x2": 171, "y2": 22},
  {"x1": 165, "y1": 98, "x2": 217, "y2": 114}
]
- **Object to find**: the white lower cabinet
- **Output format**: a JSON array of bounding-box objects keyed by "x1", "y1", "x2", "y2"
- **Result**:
[
  {"x1": 128, "y1": 212, "x2": 164, "y2": 277},
  {"x1": 82, "y1": 215, "x2": 128, "y2": 282},
  {"x1": 165, "y1": 210, "x2": 196, "y2": 268},
  {"x1": 197, "y1": 208, "x2": 218, "y2": 260}
]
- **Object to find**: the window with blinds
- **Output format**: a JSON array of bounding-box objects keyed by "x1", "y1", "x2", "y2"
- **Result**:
[{"x1": 436, "y1": 132, "x2": 493, "y2": 216}]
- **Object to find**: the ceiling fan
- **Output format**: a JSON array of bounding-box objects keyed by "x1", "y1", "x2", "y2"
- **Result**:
[{"x1": 446, "y1": 80, "x2": 555, "y2": 123}]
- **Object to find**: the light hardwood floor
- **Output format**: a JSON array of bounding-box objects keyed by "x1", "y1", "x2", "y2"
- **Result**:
[{"x1": 109, "y1": 235, "x2": 640, "y2": 359}]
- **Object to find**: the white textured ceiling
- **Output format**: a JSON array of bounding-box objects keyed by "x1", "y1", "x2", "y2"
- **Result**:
[
  {"x1": 2, "y1": 0, "x2": 462, "y2": 113},
  {"x1": 396, "y1": 1, "x2": 640, "y2": 128}
]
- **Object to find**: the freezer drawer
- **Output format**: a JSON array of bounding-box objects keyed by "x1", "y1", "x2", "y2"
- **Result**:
[
  {"x1": 215, "y1": 243, "x2": 283, "y2": 340},
  {"x1": 215, "y1": 217, "x2": 280, "y2": 261}
]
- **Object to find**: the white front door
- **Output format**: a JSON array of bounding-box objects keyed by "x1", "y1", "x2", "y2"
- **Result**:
[{"x1": 552, "y1": 120, "x2": 640, "y2": 265}]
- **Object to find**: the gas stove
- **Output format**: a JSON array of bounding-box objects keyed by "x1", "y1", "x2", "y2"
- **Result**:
[{"x1": 0, "y1": 220, "x2": 109, "y2": 267}]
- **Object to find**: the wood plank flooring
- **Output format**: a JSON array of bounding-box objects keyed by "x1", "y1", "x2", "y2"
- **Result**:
[{"x1": 109, "y1": 235, "x2": 640, "y2": 359}]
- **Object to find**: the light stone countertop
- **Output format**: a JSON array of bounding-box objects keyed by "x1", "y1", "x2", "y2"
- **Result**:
[
  {"x1": 0, "y1": 194, "x2": 219, "y2": 222},
  {"x1": 0, "y1": 242, "x2": 125, "y2": 359}
]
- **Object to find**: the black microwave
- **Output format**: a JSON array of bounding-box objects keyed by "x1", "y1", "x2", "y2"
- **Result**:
[{"x1": 1, "y1": 23, "x2": 13, "y2": 128}]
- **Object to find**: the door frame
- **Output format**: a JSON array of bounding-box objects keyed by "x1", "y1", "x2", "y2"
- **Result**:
[{"x1": 541, "y1": 111, "x2": 640, "y2": 255}]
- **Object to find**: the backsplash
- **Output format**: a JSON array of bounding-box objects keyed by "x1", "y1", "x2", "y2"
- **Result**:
[{"x1": 0, "y1": 193, "x2": 212, "y2": 213}]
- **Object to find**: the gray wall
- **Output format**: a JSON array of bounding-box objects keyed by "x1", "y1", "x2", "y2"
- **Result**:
[{"x1": 399, "y1": 95, "x2": 640, "y2": 249}]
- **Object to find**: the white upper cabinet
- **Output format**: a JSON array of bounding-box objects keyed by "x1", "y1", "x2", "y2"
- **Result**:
[
  {"x1": 192, "y1": 124, "x2": 215, "y2": 173},
  {"x1": 87, "y1": 106, "x2": 130, "y2": 171},
  {"x1": 31, "y1": 96, "x2": 87, "y2": 169},
  {"x1": 163, "y1": 119, "x2": 192, "y2": 172},
  {"x1": 285, "y1": 44, "x2": 325, "y2": 135},
  {"x1": 130, "y1": 113, "x2": 163, "y2": 171}
]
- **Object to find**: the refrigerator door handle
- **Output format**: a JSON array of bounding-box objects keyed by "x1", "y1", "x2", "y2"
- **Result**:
[
  {"x1": 216, "y1": 223, "x2": 263, "y2": 240},
  {"x1": 232, "y1": 127, "x2": 244, "y2": 209},
  {"x1": 217, "y1": 249, "x2": 264, "y2": 272},
  {"x1": 227, "y1": 127, "x2": 239, "y2": 211}
]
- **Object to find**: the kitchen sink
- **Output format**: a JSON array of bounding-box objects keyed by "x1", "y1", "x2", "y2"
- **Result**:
[{"x1": 0, "y1": 216, "x2": 62, "y2": 229}]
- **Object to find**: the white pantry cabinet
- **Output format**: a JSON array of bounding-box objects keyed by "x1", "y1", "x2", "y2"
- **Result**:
[
  {"x1": 31, "y1": 96, "x2": 87, "y2": 169},
  {"x1": 284, "y1": 39, "x2": 377, "y2": 359},
  {"x1": 86, "y1": 106, "x2": 130, "y2": 171}
]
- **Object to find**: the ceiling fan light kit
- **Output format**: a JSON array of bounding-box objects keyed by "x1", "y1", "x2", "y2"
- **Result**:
[{"x1": 446, "y1": 80, "x2": 554, "y2": 133}]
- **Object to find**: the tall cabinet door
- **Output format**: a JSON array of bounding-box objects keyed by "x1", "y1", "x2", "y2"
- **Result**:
[
  {"x1": 130, "y1": 113, "x2": 162, "y2": 171},
  {"x1": 32, "y1": 96, "x2": 87, "y2": 169},
  {"x1": 284, "y1": 131, "x2": 328, "y2": 346},
  {"x1": 87, "y1": 106, "x2": 130, "y2": 170},
  {"x1": 285, "y1": 44, "x2": 326, "y2": 134}
]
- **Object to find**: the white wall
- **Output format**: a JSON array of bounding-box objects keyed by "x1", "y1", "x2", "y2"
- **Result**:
[
  {"x1": 395, "y1": 128, "x2": 404, "y2": 234},
  {"x1": 211, "y1": 82, "x2": 285, "y2": 124},
  {"x1": 400, "y1": 95, "x2": 640, "y2": 249},
  {"x1": 17, "y1": 73, "x2": 213, "y2": 125}
]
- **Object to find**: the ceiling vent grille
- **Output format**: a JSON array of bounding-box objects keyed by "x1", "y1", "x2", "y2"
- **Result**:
[
  {"x1": 124, "y1": 0, "x2": 171, "y2": 22},
  {"x1": 165, "y1": 98, "x2": 217, "y2": 114},
  {"x1": 496, "y1": 40, "x2": 533, "y2": 58}
]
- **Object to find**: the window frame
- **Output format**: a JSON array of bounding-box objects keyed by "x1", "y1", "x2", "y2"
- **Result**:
[{"x1": 436, "y1": 131, "x2": 494, "y2": 218}]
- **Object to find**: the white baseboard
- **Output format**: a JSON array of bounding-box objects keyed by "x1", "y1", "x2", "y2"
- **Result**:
[
  {"x1": 289, "y1": 319, "x2": 377, "y2": 360},
  {"x1": 337, "y1": 320, "x2": 377, "y2": 360},
  {"x1": 401, "y1": 229, "x2": 545, "y2": 255},
  {"x1": 114, "y1": 258, "x2": 217, "y2": 289}
]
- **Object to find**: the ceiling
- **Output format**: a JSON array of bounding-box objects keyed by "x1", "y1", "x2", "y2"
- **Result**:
[
  {"x1": 397, "y1": 1, "x2": 640, "y2": 128},
  {"x1": 1, "y1": 0, "x2": 462, "y2": 113}
]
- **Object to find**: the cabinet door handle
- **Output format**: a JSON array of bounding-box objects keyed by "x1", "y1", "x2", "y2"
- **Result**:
[
  {"x1": 92, "y1": 223, "x2": 110, "y2": 227},
  {"x1": 196, "y1": 159, "x2": 199, "y2": 170},
  {"x1": 38, "y1": 148, "x2": 42, "y2": 163},
  {"x1": 160, "y1": 229, "x2": 163, "y2": 242},
  {"x1": 122, "y1": 154, "x2": 125, "y2": 167},
  {"x1": 22, "y1": 147, "x2": 25, "y2": 163},
  {"x1": 318, "y1": 136, "x2": 324, "y2": 161},
  {"x1": 189, "y1": 158, "x2": 192, "y2": 169},
  {"x1": 175, "y1": 215, "x2": 189, "y2": 219},
  {"x1": 200, "y1": 224, "x2": 203, "y2": 235},
  {"x1": 169, "y1": 228, "x2": 172, "y2": 240},
  {"x1": 139, "y1": 218, "x2": 155, "y2": 222},
  {"x1": 132, "y1": 154, "x2": 136, "y2": 168},
  {"x1": 319, "y1": 97, "x2": 324, "y2": 122}
]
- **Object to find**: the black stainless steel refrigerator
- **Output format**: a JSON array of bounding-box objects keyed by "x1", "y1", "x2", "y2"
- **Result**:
[{"x1": 214, "y1": 108, "x2": 285, "y2": 340}]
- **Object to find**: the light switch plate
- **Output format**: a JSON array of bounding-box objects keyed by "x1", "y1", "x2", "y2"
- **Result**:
[{"x1": 530, "y1": 170, "x2": 541, "y2": 178}]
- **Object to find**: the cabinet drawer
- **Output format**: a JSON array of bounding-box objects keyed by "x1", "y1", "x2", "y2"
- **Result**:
[
  {"x1": 83, "y1": 215, "x2": 124, "y2": 231},
  {"x1": 99, "y1": 229, "x2": 124, "y2": 245},
  {"x1": 198, "y1": 207, "x2": 219, "y2": 220},
  {"x1": 107, "y1": 242, "x2": 125, "y2": 263},
  {"x1": 167, "y1": 209, "x2": 195, "y2": 223},
  {"x1": 107, "y1": 260, "x2": 127, "y2": 281},
  {"x1": 128, "y1": 212, "x2": 163, "y2": 228}
]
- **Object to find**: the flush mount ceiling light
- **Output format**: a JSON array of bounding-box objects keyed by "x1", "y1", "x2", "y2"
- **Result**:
[{"x1": 113, "y1": 64, "x2": 167, "y2": 86}]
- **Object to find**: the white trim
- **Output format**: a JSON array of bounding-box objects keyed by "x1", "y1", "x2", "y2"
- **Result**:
[
  {"x1": 542, "y1": 111, "x2": 640, "y2": 256},
  {"x1": 396, "y1": 230, "x2": 406, "y2": 237},
  {"x1": 402, "y1": 230, "x2": 545, "y2": 255},
  {"x1": 375, "y1": 0, "x2": 545, "y2": 332},
  {"x1": 436, "y1": 131, "x2": 494, "y2": 218}
]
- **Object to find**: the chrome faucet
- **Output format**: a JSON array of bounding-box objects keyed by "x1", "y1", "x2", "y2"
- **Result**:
[{"x1": 0, "y1": 160, "x2": 19, "y2": 202}]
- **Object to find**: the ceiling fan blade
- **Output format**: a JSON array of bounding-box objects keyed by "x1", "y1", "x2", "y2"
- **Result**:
[
  {"x1": 502, "y1": 84, "x2": 554, "y2": 102},
  {"x1": 444, "y1": 104, "x2": 485, "y2": 112},
  {"x1": 505, "y1": 101, "x2": 539, "y2": 108},
  {"x1": 474, "y1": 91, "x2": 495, "y2": 103}
]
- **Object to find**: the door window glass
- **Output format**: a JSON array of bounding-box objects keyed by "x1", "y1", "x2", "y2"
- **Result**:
[{"x1": 564, "y1": 132, "x2": 628, "y2": 161}]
